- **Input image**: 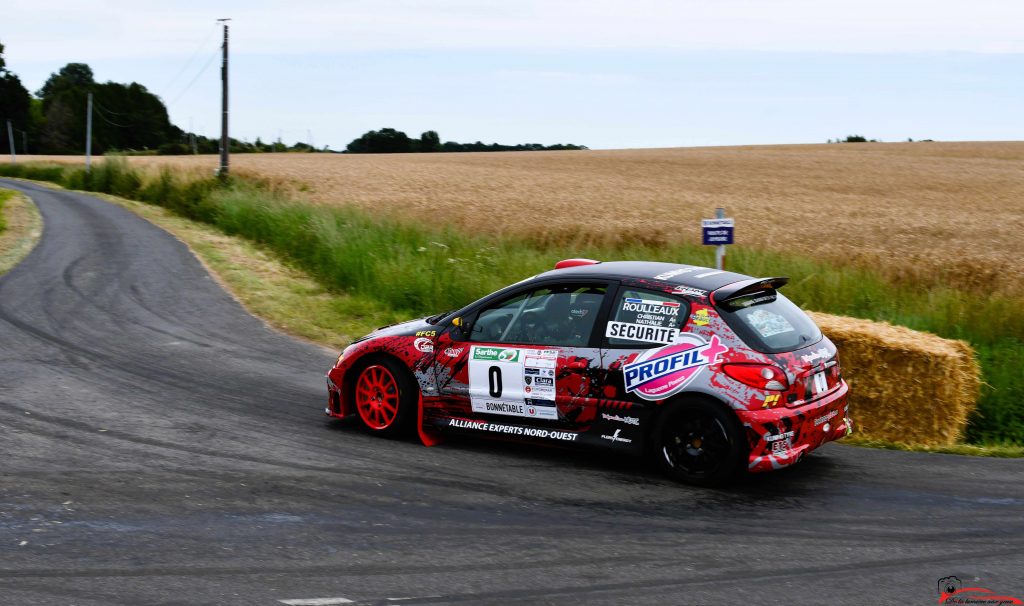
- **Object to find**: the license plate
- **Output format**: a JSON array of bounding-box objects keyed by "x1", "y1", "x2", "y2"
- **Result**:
[{"x1": 812, "y1": 371, "x2": 829, "y2": 395}]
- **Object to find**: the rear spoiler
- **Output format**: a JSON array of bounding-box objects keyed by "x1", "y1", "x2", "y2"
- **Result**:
[{"x1": 710, "y1": 276, "x2": 789, "y2": 305}]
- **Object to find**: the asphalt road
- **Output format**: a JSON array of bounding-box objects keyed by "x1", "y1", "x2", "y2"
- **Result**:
[{"x1": 1, "y1": 179, "x2": 1021, "y2": 606}]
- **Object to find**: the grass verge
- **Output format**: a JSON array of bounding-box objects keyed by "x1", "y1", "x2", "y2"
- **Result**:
[
  {"x1": 1, "y1": 159, "x2": 1021, "y2": 449},
  {"x1": 0, "y1": 188, "x2": 43, "y2": 276},
  {"x1": 844, "y1": 437, "x2": 1024, "y2": 459},
  {"x1": 0, "y1": 188, "x2": 10, "y2": 232}
]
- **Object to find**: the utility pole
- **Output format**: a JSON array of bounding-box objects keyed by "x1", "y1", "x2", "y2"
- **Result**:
[
  {"x1": 218, "y1": 18, "x2": 231, "y2": 178},
  {"x1": 86, "y1": 92, "x2": 93, "y2": 172},
  {"x1": 21, "y1": 130, "x2": 27, "y2": 154},
  {"x1": 6, "y1": 120, "x2": 15, "y2": 165}
]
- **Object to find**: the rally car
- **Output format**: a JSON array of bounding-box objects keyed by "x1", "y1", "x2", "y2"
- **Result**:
[{"x1": 326, "y1": 259, "x2": 851, "y2": 485}]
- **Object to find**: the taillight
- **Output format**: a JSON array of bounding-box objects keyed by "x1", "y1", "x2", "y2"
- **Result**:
[{"x1": 722, "y1": 363, "x2": 789, "y2": 391}]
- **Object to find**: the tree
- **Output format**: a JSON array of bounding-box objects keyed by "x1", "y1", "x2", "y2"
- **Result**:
[
  {"x1": 0, "y1": 41, "x2": 32, "y2": 154},
  {"x1": 32, "y1": 64, "x2": 177, "y2": 154},
  {"x1": 419, "y1": 130, "x2": 441, "y2": 153},
  {"x1": 39, "y1": 96, "x2": 78, "y2": 153},
  {"x1": 36, "y1": 63, "x2": 95, "y2": 101},
  {"x1": 346, "y1": 128, "x2": 414, "y2": 153}
]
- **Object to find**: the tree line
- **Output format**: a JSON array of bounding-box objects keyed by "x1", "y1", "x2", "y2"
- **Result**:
[
  {"x1": 1, "y1": 50, "x2": 186, "y2": 155},
  {"x1": 1, "y1": 42, "x2": 586, "y2": 156},
  {"x1": 0, "y1": 44, "x2": 323, "y2": 156},
  {"x1": 345, "y1": 127, "x2": 586, "y2": 153}
]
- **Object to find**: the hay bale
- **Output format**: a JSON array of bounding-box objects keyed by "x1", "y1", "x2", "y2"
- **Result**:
[{"x1": 807, "y1": 312, "x2": 981, "y2": 446}]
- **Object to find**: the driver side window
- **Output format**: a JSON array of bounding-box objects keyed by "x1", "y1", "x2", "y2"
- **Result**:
[{"x1": 468, "y1": 284, "x2": 606, "y2": 347}]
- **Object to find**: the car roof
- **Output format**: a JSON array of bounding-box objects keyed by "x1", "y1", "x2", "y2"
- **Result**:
[{"x1": 535, "y1": 261, "x2": 752, "y2": 291}]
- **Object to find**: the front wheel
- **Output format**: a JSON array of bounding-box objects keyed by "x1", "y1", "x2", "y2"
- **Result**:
[
  {"x1": 652, "y1": 399, "x2": 746, "y2": 486},
  {"x1": 352, "y1": 358, "x2": 417, "y2": 437}
]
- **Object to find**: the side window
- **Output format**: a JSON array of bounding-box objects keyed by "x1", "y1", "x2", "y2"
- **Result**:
[
  {"x1": 469, "y1": 285, "x2": 607, "y2": 347},
  {"x1": 605, "y1": 288, "x2": 689, "y2": 347}
]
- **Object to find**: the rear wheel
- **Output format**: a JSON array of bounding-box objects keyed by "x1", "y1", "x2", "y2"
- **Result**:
[
  {"x1": 353, "y1": 358, "x2": 417, "y2": 437},
  {"x1": 653, "y1": 399, "x2": 745, "y2": 486}
]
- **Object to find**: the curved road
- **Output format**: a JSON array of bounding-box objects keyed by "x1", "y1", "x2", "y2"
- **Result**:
[{"x1": 1, "y1": 179, "x2": 1021, "y2": 606}]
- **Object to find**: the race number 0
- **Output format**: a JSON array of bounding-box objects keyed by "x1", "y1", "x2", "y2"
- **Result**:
[{"x1": 488, "y1": 366, "x2": 502, "y2": 398}]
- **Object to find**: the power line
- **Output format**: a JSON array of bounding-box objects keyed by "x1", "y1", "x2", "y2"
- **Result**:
[
  {"x1": 162, "y1": 23, "x2": 220, "y2": 95},
  {"x1": 167, "y1": 47, "x2": 220, "y2": 108},
  {"x1": 92, "y1": 105, "x2": 133, "y2": 128},
  {"x1": 92, "y1": 99, "x2": 128, "y2": 117}
]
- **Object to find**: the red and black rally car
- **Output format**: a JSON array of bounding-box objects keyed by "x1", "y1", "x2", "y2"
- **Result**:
[{"x1": 326, "y1": 260, "x2": 851, "y2": 485}]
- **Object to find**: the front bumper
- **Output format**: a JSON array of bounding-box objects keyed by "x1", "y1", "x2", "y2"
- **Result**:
[{"x1": 740, "y1": 380, "x2": 851, "y2": 473}]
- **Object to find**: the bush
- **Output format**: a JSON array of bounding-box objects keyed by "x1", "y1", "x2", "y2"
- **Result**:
[{"x1": 158, "y1": 142, "x2": 191, "y2": 155}]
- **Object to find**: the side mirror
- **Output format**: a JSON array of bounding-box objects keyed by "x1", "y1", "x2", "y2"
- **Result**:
[{"x1": 449, "y1": 316, "x2": 467, "y2": 341}]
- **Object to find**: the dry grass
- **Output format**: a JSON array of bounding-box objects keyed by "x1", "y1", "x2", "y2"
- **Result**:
[
  {"x1": 810, "y1": 311, "x2": 981, "y2": 446},
  {"x1": 0, "y1": 190, "x2": 43, "y2": 276},
  {"x1": 26, "y1": 141, "x2": 1024, "y2": 294}
]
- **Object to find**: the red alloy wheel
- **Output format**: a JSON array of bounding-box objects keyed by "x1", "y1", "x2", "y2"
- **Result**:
[{"x1": 355, "y1": 365, "x2": 401, "y2": 430}]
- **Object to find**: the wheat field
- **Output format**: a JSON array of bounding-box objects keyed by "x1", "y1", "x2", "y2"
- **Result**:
[{"x1": 27, "y1": 141, "x2": 1024, "y2": 294}]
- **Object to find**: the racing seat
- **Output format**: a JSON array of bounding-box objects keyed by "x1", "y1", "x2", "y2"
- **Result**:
[
  {"x1": 538, "y1": 293, "x2": 574, "y2": 343},
  {"x1": 566, "y1": 295, "x2": 602, "y2": 346}
]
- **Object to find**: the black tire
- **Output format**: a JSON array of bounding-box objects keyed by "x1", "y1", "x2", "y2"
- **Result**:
[
  {"x1": 652, "y1": 398, "x2": 746, "y2": 486},
  {"x1": 349, "y1": 356, "x2": 418, "y2": 438}
]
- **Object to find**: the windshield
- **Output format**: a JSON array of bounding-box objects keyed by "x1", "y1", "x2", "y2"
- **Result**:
[{"x1": 716, "y1": 291, "x2": 822, "y2": 353}]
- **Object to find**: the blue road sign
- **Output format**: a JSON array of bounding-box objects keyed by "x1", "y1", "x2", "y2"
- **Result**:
[{"x1": 702, "y1": 218, "x2": 734, "y2": 245}]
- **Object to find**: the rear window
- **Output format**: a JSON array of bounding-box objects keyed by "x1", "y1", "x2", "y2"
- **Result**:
[{"x1": 716, "y1": 290, "x2": 821, "y2": 353}]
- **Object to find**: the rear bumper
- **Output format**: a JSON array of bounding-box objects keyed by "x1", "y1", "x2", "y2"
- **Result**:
[{"x1": 739, "y1": 380, "x2": 851, "y2": 473}]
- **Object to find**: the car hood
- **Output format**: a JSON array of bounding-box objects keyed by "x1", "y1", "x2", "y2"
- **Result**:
[{"x1": 358, "y1": 317, "x2": 437, "y2": 342}]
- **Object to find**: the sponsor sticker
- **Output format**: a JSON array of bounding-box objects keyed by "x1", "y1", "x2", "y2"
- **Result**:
[
  {"x1": 442, "y1": 347, "x2": 464, "y2": 357},
  {"x1": 814, "y1": 410, "x2": 838, "y2": 426},
  {"x1": 801, "y1": 347, "x2": 831, "y2": 364},
  {"x1": 672, "y1": 285, "x2": 707, "y2": 297},
  {"x1": 761, "y1": 394, "x2": 781, "y2": 409},
  {"x1": 746, "y1": 309, "x2": 795, "y2": 338},
  {"x1": 472, "y1": 347, "x2": 520, "y2": 362},
  {"x1": 479, "y1": 401, "x2": 526, "y2": 416},
  {"x1": 601, "y1": 413, "x2": 640, "y2": 426},
  {"x1": 605, "y1": 321, "x2": 678, "y2": 345},
  {"x1": 622, "y1": 298, "x2": 681, "y2": 315},
  {"x1": 690, "y1": 308, "x2": 711, "y2": 326},
  {"x1": 472, "y1": 398, "x2": 557, "y2": 420},
  {"x1": 600, "y1": 429, "x2": 632, "y2": 444},
  {"x1": 413, "y1": 337, "x2": 433, "y2": 353},
  {"x1": 623, "y1": 334, "x2": 728, "y2": 401},
  {"x1": 653, "y1": 267, "x2": 698, "y2": 280},
  {"x1": 415, "y1": 330, "x2": 437, "y2": 337},
  {"x1": 764, "y1": 430, "x2": 795, "y2": 443},
  {"x1": 447, "y1": 418, "x2": 578, "y2": 441}
]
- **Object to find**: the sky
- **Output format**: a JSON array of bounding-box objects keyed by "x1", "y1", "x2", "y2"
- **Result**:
[{"x1": 3, "y1": 0, "x2": 1023, "y2": 150}]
